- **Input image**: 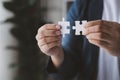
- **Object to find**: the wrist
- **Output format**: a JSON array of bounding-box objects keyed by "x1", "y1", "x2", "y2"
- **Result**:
[{"x1": 51, "y1": 49, "x2": 64, "y2": 68}]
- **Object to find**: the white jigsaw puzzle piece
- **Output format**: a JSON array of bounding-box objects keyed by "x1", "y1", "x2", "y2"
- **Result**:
[
  {"x1": 58, "y1": 18, "x2": 70, "y2": 37},
  {"x1": 72, "y1": 20, "x2": 87, "y2": 35}
]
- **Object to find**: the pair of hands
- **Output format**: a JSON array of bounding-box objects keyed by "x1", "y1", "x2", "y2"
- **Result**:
[{"x1": 36, "y1": 20, "x2": 120, "y2": 67}]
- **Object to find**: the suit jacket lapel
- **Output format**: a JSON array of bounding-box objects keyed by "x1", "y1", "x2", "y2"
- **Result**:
[{"x1": 81, "y1": 0, "x2": 103, "y2": 80}]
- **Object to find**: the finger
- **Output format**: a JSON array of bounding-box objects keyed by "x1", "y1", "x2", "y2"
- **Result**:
[
  {"x1": 36, "y1": 30, "x2": 61, "y2": 39},
  {"x1": 106, "y1": 21, "x2": 120, "y2": 33},
  {"x1": 40, "y1": 24, "x2": 61, "y2": 31},
  {"x1": 39, "y1": 41, "x2": 61, "y2": 54},
  {"x1": 84, "y1": 20, "x2": 104, "y2": 28},
  {"x1": 84, "y1": 20, "x2": 113, "y2": 28},
  {"x1": 38, "y1": 36, "x2": 62, "y2": 46},
  {"x1": 88, "y1": 39, "x2": 110, "y2": 49},
  {"x1": 83, "y1": 25, "x2": 112, "y2": 35},
  {"x1": 86, "y1": 32, "x2": 112, "y2": 43}
]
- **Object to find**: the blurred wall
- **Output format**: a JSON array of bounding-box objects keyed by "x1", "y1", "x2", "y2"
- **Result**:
[
  {"x1": 0, "y1": 0, "x2": 18, "y2": 80},
  {"x1": 0, "y1": 0, "x2": 74, "y2": 80},
  {"x1": 42, "y1": 0, "x2": 74, "y2": 23},
  {"x1": 41, "y1": 0, "x2": 63, "y2": 23}
]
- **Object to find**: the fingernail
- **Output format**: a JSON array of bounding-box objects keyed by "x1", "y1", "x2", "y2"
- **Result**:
[
  {"x1": 56, "y1": 25, "x2": 61, "y2": 29},
  {"x1": 56, "y1": 31, "x2": 61, "y2": 35}
]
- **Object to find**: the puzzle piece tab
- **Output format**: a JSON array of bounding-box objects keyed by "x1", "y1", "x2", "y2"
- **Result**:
[
  {"x1": 58, "y1": 18, "x2": 70, "y2": 37},
  {"x1": 72, "y1": 20, "x2": 87, "y2": 35}
]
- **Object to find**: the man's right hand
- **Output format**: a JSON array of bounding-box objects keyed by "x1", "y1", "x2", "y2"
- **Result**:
[{"x1": 36, "y1": 24, "x2": 64, "y2": 68}]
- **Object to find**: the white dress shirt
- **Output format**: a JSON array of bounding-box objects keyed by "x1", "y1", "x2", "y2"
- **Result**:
[{"x1": 97, "y1": 0, "x2": 120, "y2": 80}]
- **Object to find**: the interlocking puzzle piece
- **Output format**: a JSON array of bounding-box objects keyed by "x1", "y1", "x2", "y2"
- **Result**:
[
  {"x1": 58, "y1": 18, "x2": 70, "y2": 37},
  {"x1": 72, "y1": 20, "x2": 87, "y2": 35}
]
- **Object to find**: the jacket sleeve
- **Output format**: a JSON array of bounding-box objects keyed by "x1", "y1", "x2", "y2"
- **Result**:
[{"x1": 46, "y1": 0, "x2": 84, "y2": 80}]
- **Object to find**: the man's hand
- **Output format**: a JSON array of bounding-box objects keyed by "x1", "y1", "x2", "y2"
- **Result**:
[
  {"x1": 36, "y1": 24, "x2": 64, "y2": 68},
  {"x1": 83, "y1": 20, "x2": 120, "y2": 56}
]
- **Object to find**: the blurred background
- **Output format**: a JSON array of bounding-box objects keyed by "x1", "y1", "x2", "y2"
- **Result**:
[{"x1": 0, "y1": 0, "x2": 74, "y2": 80}]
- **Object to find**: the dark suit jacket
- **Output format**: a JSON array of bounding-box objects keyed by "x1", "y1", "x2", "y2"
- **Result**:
[{"x1": 47, "y1": 0, "x2": 103, "y2": 80}]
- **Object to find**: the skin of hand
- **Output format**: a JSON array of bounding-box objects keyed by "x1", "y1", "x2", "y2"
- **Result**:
[
  {"x1": 36, "y1": 24, "x2": 64, "y2": 68},
  {"x1": 83, "y1": 20, "x2": 120, "y2": 56}
]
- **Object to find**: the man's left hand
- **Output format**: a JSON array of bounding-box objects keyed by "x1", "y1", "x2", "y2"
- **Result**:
[{"x1": 83, "y1": 20, "x2": 120, "y2": 56}]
